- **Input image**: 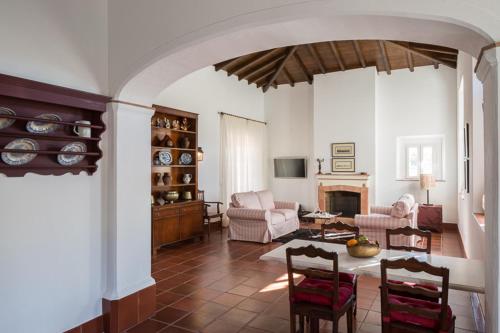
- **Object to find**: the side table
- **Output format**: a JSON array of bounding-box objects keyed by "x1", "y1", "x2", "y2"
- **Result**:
[{"x1": 418, "y1": 204, "x2": 443, "y2": 233}]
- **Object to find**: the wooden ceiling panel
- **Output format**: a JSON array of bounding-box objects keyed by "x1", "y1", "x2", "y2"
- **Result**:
[{"x1": 214, "y1": 40, "x2": 458, "y2": 92}]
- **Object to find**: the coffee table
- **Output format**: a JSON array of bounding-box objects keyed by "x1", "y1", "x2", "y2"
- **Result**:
[{"x1": 302, "y1": 211, "x2": 342, "y2": 224}]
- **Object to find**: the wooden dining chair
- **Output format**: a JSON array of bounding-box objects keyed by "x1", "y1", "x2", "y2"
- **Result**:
[
  {"x1": 321, "y1": 221, "x2": 360, "y2": 244},
  {"x1": 385, "y1": 227, "x2": 438, "y2": 302},
  {"x1": 380, "y1": 257, "x2": 456, "y2": 333},
  {"x1": 286, "y1": 245, "x2": 355, "y2": 333},
  {"x1": 386, "y1": 226, "x2": 432, "y2": 254},
  {"x1": 197, "y1": 190, "x2": 224, "y2": 239},
  {"x1": 319, "y1": 221, "x2": 359, "y2": 315}
]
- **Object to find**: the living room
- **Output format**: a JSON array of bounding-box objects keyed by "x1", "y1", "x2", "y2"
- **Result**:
[{"x1": 1, "y1": 2, "x2": 499, "y2": 333}]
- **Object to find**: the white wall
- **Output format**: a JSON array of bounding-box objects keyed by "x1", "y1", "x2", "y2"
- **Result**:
[
  {"x1": 375, "y1": 66, "x2": 458, "y2": 222},
  {"x1": 265, "y1": 83, "x2": 315, "y2": 209},
  {"x1": 265, "y1": 67, "x2": 458, "y2": 220},
  {"x1": 314, "y1": 69, "x2": 377, "y2": 203},
  {"x1": 154, "y1": 67, "x2": 265, "y2": 202},
  {"x1": 456, "y1": 52, "x2": 485, "y2": 259},
  {"x1": 0, "y1": 1, "x2": 108, "y2": 333}
]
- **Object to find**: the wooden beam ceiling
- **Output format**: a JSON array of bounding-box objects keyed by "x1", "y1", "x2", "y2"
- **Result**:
[{"x1": 214, "y1": 40, "x2": 458, "y2": 92}]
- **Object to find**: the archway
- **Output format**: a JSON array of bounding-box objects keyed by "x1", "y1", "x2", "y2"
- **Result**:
[{"x1": 105, "y1": 8, "x2": 499, "y2": 333}]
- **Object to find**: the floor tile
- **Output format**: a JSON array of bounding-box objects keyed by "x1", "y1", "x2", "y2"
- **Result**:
[{"x1": 154, "y1": 307, "x2": 189, "y2": 324}]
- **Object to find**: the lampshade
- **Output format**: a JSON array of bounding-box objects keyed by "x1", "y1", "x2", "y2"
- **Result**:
[
  {"x1": 420, "y1": 174, "x2": 436, "y2": 190},
  {"x1": 197, "y1": 147, "x2": 204, "y2": 161}
]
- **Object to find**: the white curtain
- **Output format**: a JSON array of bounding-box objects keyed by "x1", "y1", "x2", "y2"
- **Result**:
[{"x1": 220, "y1": 114, "x2": 267, "y2": 224}]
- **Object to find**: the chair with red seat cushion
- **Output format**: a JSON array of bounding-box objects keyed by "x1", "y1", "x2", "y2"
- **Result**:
[
  {"x1": 386, "y1": 227, "x2": 439, "y2": 302},
  {"x1": 320, "y1": 222, "x2": 360, "y2": 314},
  {"x1": 380, "y1": 257, "x2": 456, "y2": 333},
  {"x1": 286, "y1": 245, "x2": 355, "y2": 333}
]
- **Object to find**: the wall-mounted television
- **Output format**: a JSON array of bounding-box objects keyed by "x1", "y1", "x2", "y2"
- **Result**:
[{"x1": 274, "y1": 157, "x2": 307, "y2": 178}]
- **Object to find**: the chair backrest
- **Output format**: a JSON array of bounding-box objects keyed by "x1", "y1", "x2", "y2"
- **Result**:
[
  {"x1": 380, "y1": 258, "x2": 450, "y2": 331},
  {"x1": 321, "y1": 221, "x2": 360, "y2": 244},
  {"x1": 286, "y1": 245, "x2": 340, "y2": 306},
  {"x1": 386, "y1": 226, "x2": 432, "y2": 254},
  {"x1": 197, "y1": 190, "x2": 205, "y2": 202}
]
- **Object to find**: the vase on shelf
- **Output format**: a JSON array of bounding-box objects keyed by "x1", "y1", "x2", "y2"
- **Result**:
[
  {"x1": 165, "y1": 191, "x2": 179, "y2": 203},
  {"x1": 182, "y1": 173, "x2": 192, "y2": 184},
  {"x1": 156, "y1": 172, "x2": 164, "y2": 186},
  {"x1": 163, "y1": 172, "x2": 172, "y2": 186},
  {"x1": 180, "y1": 136, "x2": 190, "y2": 149},
  {"x1": 182, "y1": 191, "x2": 192, "y2": 200}
]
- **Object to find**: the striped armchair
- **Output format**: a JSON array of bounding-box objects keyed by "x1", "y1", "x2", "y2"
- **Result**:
[{"x1": 354, "y1": 200, "x2": 419, "y2": 249}]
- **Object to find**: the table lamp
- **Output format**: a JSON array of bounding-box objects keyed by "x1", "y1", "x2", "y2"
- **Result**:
[{"x1": 420, "y1": 174, "x2": 436, "y2": 206}]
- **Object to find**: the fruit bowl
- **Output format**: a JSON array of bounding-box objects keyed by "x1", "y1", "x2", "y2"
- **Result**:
[{"x1": 346, "y1": 236, "x2": 381, "y2": 258}]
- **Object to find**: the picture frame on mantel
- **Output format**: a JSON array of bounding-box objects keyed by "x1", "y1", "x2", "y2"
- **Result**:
[
  {"x1": 331, "y1": 142, "x2": 355, "y2": 157},
  {"x1": 332, "y1": 158, "x2": 355, "y2": 172}
]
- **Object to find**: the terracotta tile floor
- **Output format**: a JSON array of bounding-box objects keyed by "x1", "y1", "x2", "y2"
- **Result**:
[{"x1": 128, "y1": 228, "x2": 478, "y2": 333}]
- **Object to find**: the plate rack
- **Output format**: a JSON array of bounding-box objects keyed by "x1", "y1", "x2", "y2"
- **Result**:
[{"x1": 0, "y1": 73, "x2": 109, "y2": 177}]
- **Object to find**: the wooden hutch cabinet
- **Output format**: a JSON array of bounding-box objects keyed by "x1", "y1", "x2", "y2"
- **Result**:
[{"x1": 151, "y1": 105, "x2": 203, "y2": 255}]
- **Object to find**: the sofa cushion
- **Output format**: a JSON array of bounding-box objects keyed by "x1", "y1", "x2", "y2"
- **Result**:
[
  {"x1": 270, "y1": 212, "x2": 286, "y2": 226},
  {"x1": 271, "y1": 208, "x2": 296, "y2": 220},
  {"x1": 231, "y1": 191, "x2": 262, "y2": 209},
  {"x1": 391, "y1": 194, "x2": 415, "y2": 218},
  {"x1": 256, "y1": 190, "x2": 275, "y2": 210}
]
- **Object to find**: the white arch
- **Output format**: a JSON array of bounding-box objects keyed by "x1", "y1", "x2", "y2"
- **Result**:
[{"x1": 111, "y1": 8, "x2": 495, "y2": 104}]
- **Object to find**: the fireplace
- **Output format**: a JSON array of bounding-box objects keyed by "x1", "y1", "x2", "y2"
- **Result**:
[
  {"x1": 326, "y1": 191, "x2": 361, "y2": 217},
  {"x1": 316, "y1": 173, "x2": 370, "y2": 222}
]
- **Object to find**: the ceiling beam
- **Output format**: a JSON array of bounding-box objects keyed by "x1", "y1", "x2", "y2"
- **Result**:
[
  {"x1": 328, "y1": 42, "x2": 345, "y2": 71},
  {"x1": 306, "y1": 44, "x2": 326, "y2": 74},
  {"x1": 249, "y1": 68, "x2": 275, "y2": 86},
  {"x1": 378, "y1": 41, "x2": 391, "y2": 75},
  {"x1": 406, "y1": 51, "x2": 414, "y2": 72},
  {"x1": 293, "y1": 53, "x2": 313, "y2": 84},
  {"x1": 386, "y1": 41, "x2": 456, "y2": 69},
  {"x1": 263, "y1": 46, "x2": 298, "y2": 92},
  {"x1": 283, "y1": 67, "x2": 295, "y2": 87},
  {"x1": 352, "y1": 41, "x2": 366, "y2": 68},
  {"x1": 230, "y1": 49, "x2": 281, "y2": 77},
  {"x1": 214, "y1": 57, "x2": 239, "y2": 71},
  {"x1": 410, "y1": 42, "x2": 458, "y2": 55},
  {"x1": 243, "y1": 53, "x2": 287, "y2": 82}
]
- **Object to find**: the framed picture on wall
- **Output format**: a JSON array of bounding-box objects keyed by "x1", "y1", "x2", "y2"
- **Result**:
[
  {"x1": 331, "y1": 143, "x2": 355, "y2": 157},
  {"x1": 332, "y1": 158, "x2": 355, "y2": 172}
]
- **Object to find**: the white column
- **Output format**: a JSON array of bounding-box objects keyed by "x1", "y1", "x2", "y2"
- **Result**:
[
  {"x1": 476, "y1": 47, "x2": 500, "y2": 333},
  {"x1": 103, "y1": 101, "x2": 155, "y2": 300}
]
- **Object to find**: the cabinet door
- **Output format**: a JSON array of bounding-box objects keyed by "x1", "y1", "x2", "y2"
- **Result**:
[
  {"x1": 153, "y1": 215, "x2": 180, "y2": 247},
  {"x1": 179, "y1": 203, "x2": 204, "y2": 240}
]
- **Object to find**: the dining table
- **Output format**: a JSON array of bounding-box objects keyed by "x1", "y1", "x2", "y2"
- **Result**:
[{"x1": 259, "y1": 239, "x2": 485, "y2": 293}]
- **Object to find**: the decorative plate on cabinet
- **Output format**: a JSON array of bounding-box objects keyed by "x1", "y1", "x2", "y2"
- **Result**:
[
  {"x1": 26, "y1": 113, "x2": 62, "y2": 134},
  {"x1": 179, "y1": 152, "x2": 193, "y2": 165},
  {"x1": 0, "y1": 107, "x2": 16, "y2": 129},
  {"x1": 57, "y1": 142, "x2": 87, "y2": 166},
  {"x1": 1, "y1": 138, "x2": 39, "y2": 165},
  {"x1": 158, "y1": 151, "x2": 172, "y2": 165}
]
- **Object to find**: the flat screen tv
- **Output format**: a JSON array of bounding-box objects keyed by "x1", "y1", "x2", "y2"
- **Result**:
[{"x1": 274, "y1": 157, "x2": 307, "y2": 178}]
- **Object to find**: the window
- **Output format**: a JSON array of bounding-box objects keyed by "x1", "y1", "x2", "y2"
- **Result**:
[{"x1": 397, "y1": 135, "x2": 445, "y2": 180}]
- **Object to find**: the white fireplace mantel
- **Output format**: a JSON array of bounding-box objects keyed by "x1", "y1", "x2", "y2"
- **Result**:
[{"x1": 316, "y1": 173, "x2": 370, "y2": 188}]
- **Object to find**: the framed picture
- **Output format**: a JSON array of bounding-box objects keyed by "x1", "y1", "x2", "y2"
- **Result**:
[
  {"x1": 331, "y1": 143, "x2": 355, "y2": 157},
  {"x1": 332, "y1": 158, "x2": 355, "y2": 172}
]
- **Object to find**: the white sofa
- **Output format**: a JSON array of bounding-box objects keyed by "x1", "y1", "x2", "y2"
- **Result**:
[{"x1": 227, "y1": 190, "x2": 300, "y2": 243}]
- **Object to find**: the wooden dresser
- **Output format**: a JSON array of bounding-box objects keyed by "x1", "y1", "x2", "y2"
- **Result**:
[{"x1": 150, "y1": 106, "x2": 203, "y2": 255}]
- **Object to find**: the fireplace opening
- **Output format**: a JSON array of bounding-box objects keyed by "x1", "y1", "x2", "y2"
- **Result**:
[{"x1": 327, "y1": 191, "x2": 361, "y2": 218}]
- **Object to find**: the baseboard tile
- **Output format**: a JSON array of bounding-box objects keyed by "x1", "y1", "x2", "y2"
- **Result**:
[{"x1": 64, "y1": 315, "x2": 104, "y2": 333}]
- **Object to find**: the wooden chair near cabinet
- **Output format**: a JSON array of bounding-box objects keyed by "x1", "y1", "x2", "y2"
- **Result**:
[{"x1": 197, "y1": 190, "x2": 224, "y2": 238}]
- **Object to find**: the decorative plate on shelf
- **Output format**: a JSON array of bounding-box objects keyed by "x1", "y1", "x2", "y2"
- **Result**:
[
  {"x1": 1, "y1": 138, "x2": 39, "y2": 165},
  {"x1": 179, "y1": 152, "x2": 193, "y2": 165},
  {"x1": 57, "y1": 142, "x2": 87, "y2": 166},
  {"x1": 158, "y1": 151, "x2": 172, "y2": 165},
  {"x1": 26, "y1": 113, "x2": 62, "y2": 134},
  {"x1": 0, "y1": 107, "x2": 16, "y2": 129}
]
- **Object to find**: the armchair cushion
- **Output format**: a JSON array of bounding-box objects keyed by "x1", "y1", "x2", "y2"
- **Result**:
[
  {"x1": 271, "y1": 208, "x2": 296, "y2": 220},
  {"x1": 256, "y1": 190, "x2": 275, "y2": 210},
  {"x1": 227, "y1": 207, "x2": 269, "y2": 221},
  {"x1": 270, "y1": 212, "x2": 286, "y2": 226},
  {"x1": 231, "y1": 191, "x2": 262, "y2": 209},
  {"x1": 275, "y1": 201, "x2": 299, "y2": 211},
  {"x1": 391, "y1": 194, "x2": 415, "y2": 218}
]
